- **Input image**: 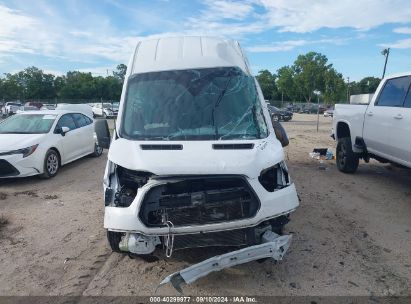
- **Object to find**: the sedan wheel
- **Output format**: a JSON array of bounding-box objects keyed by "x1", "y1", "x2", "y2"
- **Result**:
[
  {"x1": 41, "y1": 150, "x2": 60, "y2": 178},
  {"x1": 92, "y1": 143, "x2": 103, "y2": 157}
]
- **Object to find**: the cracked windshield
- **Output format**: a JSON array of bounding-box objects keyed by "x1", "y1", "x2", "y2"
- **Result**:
[{"x1": 121, "y1": 67, "x2": 268, "y2": 140}]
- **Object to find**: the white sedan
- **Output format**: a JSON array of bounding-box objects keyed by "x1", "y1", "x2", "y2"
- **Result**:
[
  {"x1": 0, "y1": 110, "x2": 103, "y2": 178},
  {"x1": 92, "y1": 103, "x2": 118, "y2": 118}
]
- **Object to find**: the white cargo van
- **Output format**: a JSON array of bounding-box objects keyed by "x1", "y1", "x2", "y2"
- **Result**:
[{"x1": 95, "y1": 36, "x2": 299, "y2": 290}]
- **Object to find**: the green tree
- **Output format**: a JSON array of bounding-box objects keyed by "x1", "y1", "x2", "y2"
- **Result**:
[
  {"x1": 0, "y1": 73, "x2": 24, "y2": 100},
  {"x1": 276, "y1": 66, "x2": 297, "y2": 101},
  {"x1": 292, "y1": 52, "x2": 331, "y2": 103},
  {"x1": 17, "y1": 67, "x2": 56, "y2": 99},
  {"x1": 356, "y1": 77, "x2": 381, "y2": 94},
  {"x1": 113, "y1": 64, "x2": 127, "y2": 82},
  {"x1": 59, "y1": 71, "x2": 97, "y2": 99},
  {"x1": 255, "y1": 69, "x2": 278, "y2": 102},
  {"x1": 323, "y1": 68, "x2": 346, "y2": 104}
]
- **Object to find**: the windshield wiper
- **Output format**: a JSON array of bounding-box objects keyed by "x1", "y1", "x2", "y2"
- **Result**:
[
  {"x1": 211, "y1": 76, "x2": 233, "y2": 138},
  {"x1": 251, "y1": 104, "x2": 261, "y2": 139}
]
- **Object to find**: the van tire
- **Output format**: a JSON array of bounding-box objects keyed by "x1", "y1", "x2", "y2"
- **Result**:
[
  {"x1": 336, "y1": 137, "x2": 359, "y2": 173},
  {"x1": 107, "y1": 231, "x2": 123, "y2": 253}
]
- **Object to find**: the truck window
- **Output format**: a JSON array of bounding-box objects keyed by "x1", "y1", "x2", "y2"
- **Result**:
[
  {"x1": 376, "y1": 76, "x2": 411, "y2": 107},
  {"x1": 403, "y1": 86, "x2": 411, "y2": 108}
]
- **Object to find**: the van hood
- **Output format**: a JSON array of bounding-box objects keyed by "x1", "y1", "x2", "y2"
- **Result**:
[
  {"x1": 0, "y1": 134, "x2": 46, "y2": 152},
  {"x1": 108, "y1": 136, "x2": 284, "y2": 179}
]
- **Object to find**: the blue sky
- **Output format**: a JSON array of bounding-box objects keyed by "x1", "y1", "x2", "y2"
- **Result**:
[{"x1": 1, "y1": 0, "x2": 411, "y2": 81}]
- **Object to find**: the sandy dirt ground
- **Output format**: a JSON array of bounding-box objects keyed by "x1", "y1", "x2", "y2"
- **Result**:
[{"x1": 0, "y1": 114, "x2": 410, "y2": 297}]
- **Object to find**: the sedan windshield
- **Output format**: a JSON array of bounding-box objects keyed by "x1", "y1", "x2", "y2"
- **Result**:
[
  {"x1": 121, "y1": 67, "x2": 268, "y2": 140},
  {"x1": 0, "y1": 114, "x2": 56, "y2": 134}
]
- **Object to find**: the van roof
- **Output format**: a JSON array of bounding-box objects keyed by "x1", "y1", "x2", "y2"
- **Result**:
[{"x1": 129, "y1": 36, "x2": 251, "y2": 76}]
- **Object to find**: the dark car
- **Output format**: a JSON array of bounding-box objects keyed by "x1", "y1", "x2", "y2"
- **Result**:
[
  {"x1": 25, "y1": 101, "x2": 44, "y2": 109},
  {"x1": 268, "y1": 105, "x2": 293, "y2": 122},
  {"x1": 299, "y1": 104, "x2": 326, "y2": 114}
]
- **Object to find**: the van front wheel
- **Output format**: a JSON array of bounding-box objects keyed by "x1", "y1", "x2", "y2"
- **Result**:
[{"x1": 107, "y1": 231, "x2": 123, "y2": 253}]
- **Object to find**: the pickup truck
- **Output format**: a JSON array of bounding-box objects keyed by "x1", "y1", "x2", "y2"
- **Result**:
[
  {"x1": 1, "y1": 102, "x2": 22, "y2": 117},
  {"x1": 332, "y1": 72, "x2": 411, "y2": 173}
]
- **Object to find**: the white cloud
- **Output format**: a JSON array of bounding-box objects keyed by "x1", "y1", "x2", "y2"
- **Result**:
[
  {"x1": 257, "y1": 0, "x2": 411, "y2": 33},
  {"x1": 1, "y1": 0, "x2": 411, "y2": 73},
  {"x1": 247, "y1": 38, "x2": 349, "y2": 53},
  {"x1": 185, "y1": 0, "x2": 411, "y2": 38},
  {"x1": 393, "y1": 27, "x2": 411, "y2": 34},
  {"x1": 381, "y1": 38, "x2": 411, "y2": 49},
  {"x1": 0, "y1": 3, "x2": 140, "y2": 64},
  {"x1": 43, "y1": 69, "x2": 64, "y2": 76},
  {"x1": 247, "y1": 40, "x2": 308, "y2": 52},
  {"x1": 0, "y1": 5, "x2": 37, "y2": 37},
  {"x1": 183, "y1": 0, "x2": 263, "y2": 37},
  {"x1": 200, "y1": 0, "x2": 254, "y2": 20}
]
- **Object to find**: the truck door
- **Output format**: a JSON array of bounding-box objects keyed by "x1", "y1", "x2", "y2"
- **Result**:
[
  {"x1": 363, "y1": 76, "x2": 411, "y2": 164},
  {"x1": 399, "y1": 86, "x2": 411, "y2": 165}
]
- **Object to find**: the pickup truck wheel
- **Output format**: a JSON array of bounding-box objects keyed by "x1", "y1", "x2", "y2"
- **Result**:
[
  {"x1": 336, "y1": 137, "x2": 359, "y2": 173},
  {"x1": 107, "y1": 231, "x2": 123, "y2": 253}
]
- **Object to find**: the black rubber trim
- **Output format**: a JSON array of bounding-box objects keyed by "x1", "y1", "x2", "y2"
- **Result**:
[
  {"x1": 213, "y1": 143, "x2": 254, "y2": 150},
  {"x1": 140, "y1": 144, "x2": 183, "y2": 150}
]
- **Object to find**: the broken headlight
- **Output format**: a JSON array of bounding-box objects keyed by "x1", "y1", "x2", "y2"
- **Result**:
[
  {"x1": 258, "y1": 161, "x2": 290, "y2": 192},
  {"x1": 110, "y1": 166, "x2": 152, "y2": 208}
]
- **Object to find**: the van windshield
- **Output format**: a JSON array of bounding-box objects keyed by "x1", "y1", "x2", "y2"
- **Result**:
[{"x1": 120, "y1": 67, "x2": 268, "y2": 140}]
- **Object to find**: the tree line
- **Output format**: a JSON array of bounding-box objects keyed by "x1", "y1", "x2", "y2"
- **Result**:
[
  {"x1": 0, "y1": 52, "x2": 380, "y2": 104},
  {"x1": 0, "y1": 64, "x2": 127, "y2": 101},
  {"x1": 256, "y1": 51, "x2": 381, "y2": 105}
]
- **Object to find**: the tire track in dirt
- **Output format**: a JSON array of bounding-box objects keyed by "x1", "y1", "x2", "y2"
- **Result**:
[
  {"x1": 324, "y1": 181, "x2": 411, "y2": 296},
  {"x1": 52, "y1": 237, "x2": 113, "y2": 296}
]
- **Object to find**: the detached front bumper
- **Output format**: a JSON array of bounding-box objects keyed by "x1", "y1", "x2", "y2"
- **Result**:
[{"x1": 159, "y1": 231, "x2": 292, "y2": 293}]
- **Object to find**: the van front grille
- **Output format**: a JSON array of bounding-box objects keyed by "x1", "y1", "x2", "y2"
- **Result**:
[{"x1": 139, "y1": 176, "x2": 260, "y2": 228}]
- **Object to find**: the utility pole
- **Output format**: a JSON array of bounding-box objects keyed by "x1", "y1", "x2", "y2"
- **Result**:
[
  {"x1": 346, "y1": 77, "x2": 350, "y2": 103},
  {"x1": 381, "y1": 48, "x2": 390, "y2": 79},
  {"x1": 313, "y1": 90, "x2": 321, "y2": 132}
]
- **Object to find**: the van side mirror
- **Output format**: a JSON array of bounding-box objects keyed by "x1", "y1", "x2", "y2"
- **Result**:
[
  {"x1": 271, "y1": 120, "x2": 289, "y2": 147},
  {"x1": 94, "y1": 119, "x2": 111, "y2": 149}
]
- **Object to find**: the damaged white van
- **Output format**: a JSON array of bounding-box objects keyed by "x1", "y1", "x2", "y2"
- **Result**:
[{"x1": 95, "y1": 36, "x2": 299, "y2": 290}]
